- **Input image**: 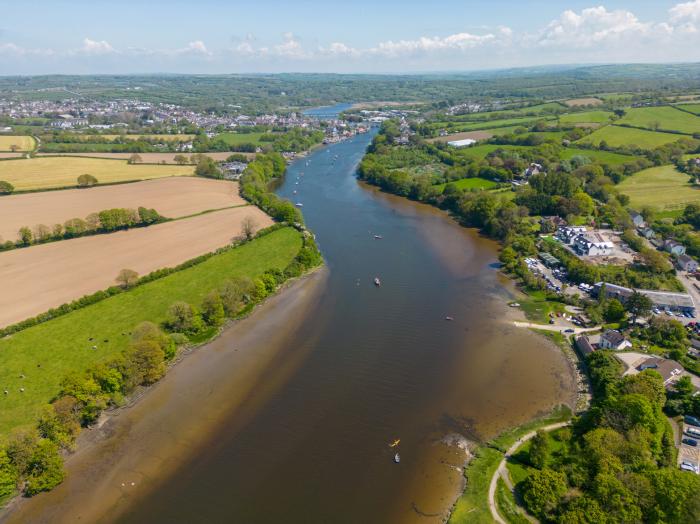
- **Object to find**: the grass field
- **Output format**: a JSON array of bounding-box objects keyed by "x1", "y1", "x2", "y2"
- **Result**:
[
  {"x1": 34, "y1": 151, "x2": 254, "y2": 163},
  {"x1": 617, "y1": 106, "x2": 700, "y2": 134},
  {"x1": 0, "y1": 177, "x2": 244, "y2": 240},
  {"x1": 560, "y1": 147, "x2": 637, "y2": 165},
  {"x1": 428, "y1": 131, "x2": 493, "y2": 143},
  {"x1": 0, "y1": 136, "x2": 35, "y2": 152},
  {"x1": 676, "y1": 103, "x2": 700, "y2": 115},
  {"x1": 435, "y1": 177, "x2": 498, "y2": 191},
  {"x1": 71, "y1": 134, "x2": 196, "y2": 142},
  {"x1": 576, "y1": 125, "x2": 684, "y2": 149},
  {"x1": 216, "y1": 132, "x2": 269, "y2": 146},
  {"x1": 0, "y1": 205, "x2": 272, "y2": 327},
  {"x1": 563, "y1": 97, "x2": 603, "y2": 107},
  {"x1": 559, "y1": 111, "x2": 614, "y2": 124},
  {"x1": 0, "y1": 227, "x2": 302, "y2": 436},
  {"x1": 453, "y1": 144, "x2": 526, "y2": 160},
  {"x1": 0, "y1": 156, "x2": 194, "y2": 191},
  {"x1": 618, "y1": 165, "x2": 700, "y2": 210},
  {"x1": 450, "y1": 116, "x2": 554, "y2": 132}
]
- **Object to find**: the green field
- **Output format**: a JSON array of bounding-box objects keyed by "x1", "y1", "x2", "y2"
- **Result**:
[
  {"x1": 452, "y1": 116, "x2": 554, "y2": 132},
  {"x1": 676, "y1": 103, "x2": 700, "y2": 115},
  {"x1": 453, "y1": 144, "x2": 526, "y2": 160},
  {"x1": 617, "y1": 106, "x2": 700, "y2": 134},
  {"x1": 216, "y1": 132, "x2": 269, "y2": 146},
  {"x1": 576, "y1": 125, "x2": 684, "y2": 149},
  {"x1": 0, "y1": 227, "x2": 302, "y2": 436},
  {"x1": 436, "y1": 177, "x2": 498, "y2": 191},
  {"x1": 559, "y1": 111, "x2": 614, "y2": 124},
  {"x1": 560, "y1": 147, "x2": 637, "y2": 165},
  {"x1": 618, "y1": 165, "x2": 700, "y2": 210}
]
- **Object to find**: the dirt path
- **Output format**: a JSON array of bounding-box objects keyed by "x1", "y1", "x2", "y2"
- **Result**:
[
  {"x1": 512, "y1": 321, "x2": 599, "y2": 334},
  {"x1": 488, "y1": 422, "x2": 571, "y2": 524}
]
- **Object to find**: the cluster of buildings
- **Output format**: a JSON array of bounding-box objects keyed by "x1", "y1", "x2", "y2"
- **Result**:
[
  {"x1": 593, "y1": 282, "x2": 695, "y2": 315},
  {"x1": 556, "y1": 226, "x2": 614, "y2": 257}
]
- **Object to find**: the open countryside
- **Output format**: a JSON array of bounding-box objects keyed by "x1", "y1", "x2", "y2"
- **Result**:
[
  {"x1": 0, "y1": 205, "x2": 272, "y2": 327},
  {"x1": 0, "y1": 177, "x2": 245, "y2": 240},
  {"x1": 33, "y1": 151, "x2": 254, "y2": 163},
  {"x1": 618, "y1": 165, "x2": 700, "y2": 210},
  {"x1": 0, "y1": 156, "x2": 194, "y2": 190},
  {"x1": 0, "y1": 135, "x2": 35, "y2": 151},
  {"x1": 617, "y1": 105, "x2": 700, "y2": 134},
  {"x1": 0, "y1": 227, "x2": 302, "y2": 434},
  {"x1": 576, "y1": 124, "x2": 687, "y2": 148}
]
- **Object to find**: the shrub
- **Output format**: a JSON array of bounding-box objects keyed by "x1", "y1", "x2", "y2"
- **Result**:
[
  {"x1": 201, "y1": 291, "x2": 225, "y2": 327},
  {"x1": 0, "y1": 180, "x2": 14, "y2": 195},
  {"x1": 165, "y1": 301, "x2": 203, "y2": 335},
  {"x1": 77, "y1": 174, "x2": 98, "y2": 187}
]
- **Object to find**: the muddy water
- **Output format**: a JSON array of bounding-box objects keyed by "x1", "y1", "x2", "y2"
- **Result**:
[{"x1": 2, "y1": 131, "x2": 576, "y2": 524}]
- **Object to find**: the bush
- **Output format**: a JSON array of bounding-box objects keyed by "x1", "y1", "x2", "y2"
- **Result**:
[
  {"x1": 77, "y1": 174, "x2": 98, "y2": 187},
  {"x1": 165, "y1": 301, "x2": 204, "y2": 335},
  {"x1": 0, "y1": 180, "x2": 14, "y2": 195},
  {"x1": 201, "y1": 291, "x2": 225, "y2": 327}
]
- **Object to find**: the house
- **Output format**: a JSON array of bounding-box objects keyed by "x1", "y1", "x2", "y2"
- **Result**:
[
  {"x1": 593, "y1": 282, "x2": 696, "y2": 313},
  {"x1": 221, "y1": 161, "x2": 247, "y2": 181},
  {"x1": 664, "y1": 239, "x2": 686, "y2": 256},
  {"x1": 556, "y1": 226, "x2": 587, "y2": 245},
  {"x1": 524, "y1": 163, "x2": 544, "y2": 177},
  {"x1": 575, "y1": 335, "x2": 595, "y2": 356},
  {"x1": 573, "y1": 232, "x2": 614, "y2": 256},
  {"x1": 629, "y1": 211, "x2": 645, "y2": 229},
  {"x1": 638, "y1": 227, "x2": 656, "y2": 240},
  {"x1": 676, "y1": 254, "x2": 699, "y2": 273},
  {"x1": 599, "y1": 329, "x2": 632, "y2": 350},
  {"x1": 637, "y1": 357, "x2": 684, "y2": 386}
]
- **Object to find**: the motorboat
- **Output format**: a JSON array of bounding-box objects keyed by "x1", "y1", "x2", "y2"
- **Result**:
[
  {"x1": 394, "y1": 453, "x2": 400, "y2": 464},
  {"x1": 295, "y1": 203, "x2": 304, "y2": 207},
  {"x1": 374, "y1": 235, "x2": 383, "y2": 240},
  {"x1": 374, "y1": 277, "x2": 381, "y2": 287}
]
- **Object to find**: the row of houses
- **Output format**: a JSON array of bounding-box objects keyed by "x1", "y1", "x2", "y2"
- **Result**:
[
  {"x1": 630, "y1": 209, "x2": 698, "y2": 272},
  {"x1": 593, "y1": 282, "x2": 696, "y2": 314},
  {"x1": 555, "y1": 226, "x2": 614, "y2": 257}
]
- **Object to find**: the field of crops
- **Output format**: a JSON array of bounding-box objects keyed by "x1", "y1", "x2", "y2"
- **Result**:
[
  {"x1": 618, "y1": 165, "x2": 700, "y2": 209},
  {"x1": 0, "y1": 156, "x2": 194, "y2": 190},
  {"x1": 0, "y1": 135, "x2": 35, "y2": 151},
  {"x1": 617, "y1": 106, "x2": 700, "y2": 134},
  {"x1": 575, "y1": 125, "x2": 684, "y2": 149}
]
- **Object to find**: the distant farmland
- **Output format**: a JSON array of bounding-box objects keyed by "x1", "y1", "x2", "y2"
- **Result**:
[
  {"x1": 617, "y1": 106, "x2": 700, "y2": 134},
  {"x1": 575, "y1": 125, "x2": 685, "y2": 149},
  {"x1": 559, "y1": 148, "x2": 638, "y2": 165},
  {"x1": 618, "y1": 165, "x2": 700, "y2": 210},
  {"x1": 0, "y1": 205, "x2": 273, "y2": 328},
  {"x1": 0, "y1": 156, "x2": 194, "y2": 191},
  {"x1": 34, "y1": 151, "x2": 254, "y2": 163},
  {"x1": 0, "y1": 177, "x2": 245, "y2": 240},
  {"x1": 0, "y1": 135, "x2": 35, "y2": 151},
  {"x1": 559, "y1": 111, "x2": 614, "y2": 125}
]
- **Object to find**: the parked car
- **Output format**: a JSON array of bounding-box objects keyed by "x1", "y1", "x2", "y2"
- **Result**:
[
  {"x1": 685, "y1": 426, "x2": 700, "y2": 438},
  {"x1": 682, "y1": 438, "x2": 698, "y2": 447},
  {"x1": 685, "y1": 415, "x2": 700, "y2": 428},
  {"x1": 564, "y1": 329, "x2": 575, "y2": 333},
  {"x1": 680, "y1": 460, "x2": 699, "y2": 474}
]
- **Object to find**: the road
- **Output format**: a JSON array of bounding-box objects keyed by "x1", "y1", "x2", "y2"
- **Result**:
[
  {"x1": 512, "y1": 321, "x2": 598, "y2": 335},
  {"x1": 488, "y1": 422, "x2": 571, "y2": 524}
]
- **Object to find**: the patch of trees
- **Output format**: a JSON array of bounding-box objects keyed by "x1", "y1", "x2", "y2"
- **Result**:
[
  {"x1": 1, "y1": 207, "x2": 164, "y2": 252},
  {"x1": 77, "y1": 174, "x2": 98, "y2": 187},
  {"x1": 195, "y1": 156, "x2": 222, "y2": 179},
  {"x1": 0, "y1": 181, "x2": 14, "y2": 195},
  {"x1": 517, "y1": 351, "x2": 700, "y2": 523}
]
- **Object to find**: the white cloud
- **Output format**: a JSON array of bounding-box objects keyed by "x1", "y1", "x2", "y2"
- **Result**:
[
  {"x1": 370, "y1": 32, "x2": 496, "y2": 57},
  {"x1": 80, "y1": 37, "x2": 114, "y2": 55},
  {"x1": 181, "y1": 40, "x2": 209, "y2": 55},
  {"x1": 670, "y1": 0, "x2": 700, "y2": 23}
]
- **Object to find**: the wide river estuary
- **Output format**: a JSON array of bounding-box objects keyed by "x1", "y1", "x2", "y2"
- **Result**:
[{"x1": 2, "y1": 117, "x2": 576, "y2": 524}]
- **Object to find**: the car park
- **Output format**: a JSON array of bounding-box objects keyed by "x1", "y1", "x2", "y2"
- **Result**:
[
  {"x1": 685, "y1": 415, "x2": 700, "y2": 428},
  {"x1": 680, "y1": 460, "x2": 699, "y2": 474},
  {"x1": 682, "y1": 438, "x2": 698, "y2": 447}
]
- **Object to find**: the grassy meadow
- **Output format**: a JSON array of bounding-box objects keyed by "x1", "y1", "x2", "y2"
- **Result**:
[
  {"x1": 216, "y1": 132, "x2": 269, "y2": 146},
  {"x1": 0, "y1": 156, "x2": 194, "y2": 190},
  {"x1": 436, "y1": 177, "x2": 498, "y2": 191},
  {"x1": 618, "y1": 165, "x2": 700, "y2": 209},
  {"x1": 558, "y1": 111, "x2": 614, "y2": 124},
  {"x1": 0, "y1": 135, "x2": 36, "y2": 152},
  {"x1": 0, "y1": 227, "x2": 302, "y2": 436},
  {"x1": 576, "y1": 125, "x2": 685, "y2": 149},
  {"x1": 676, "y1": 103, "x2": 700, "y2": 115},
  {"x1": 617, "y1": 106, "x2": 700, "y2": 134}
]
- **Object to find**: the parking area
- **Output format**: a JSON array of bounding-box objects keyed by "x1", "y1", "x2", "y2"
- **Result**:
[{"x1": 679, "y1": 419, "x2": 700, "y2": 474}]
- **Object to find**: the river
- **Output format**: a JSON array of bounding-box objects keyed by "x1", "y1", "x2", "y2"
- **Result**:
[{"x1": 1, "y1": 121, "x2": 576, "y2": 524}]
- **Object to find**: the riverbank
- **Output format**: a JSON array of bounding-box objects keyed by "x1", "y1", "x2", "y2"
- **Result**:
[{"x1": 0, "y1": 266, "x2": 329, "y2": 524}]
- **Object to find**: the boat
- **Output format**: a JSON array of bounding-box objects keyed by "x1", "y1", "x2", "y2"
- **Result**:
[
  {"x1": 295, "y1": 203, "x2": 304, "y2": 207},
  {"x1": 394, "y1": 453, "x2": 400, "y2": 464},
  {"x1": 445, "y1": 316, "x2": 454, "y2": 321},
  {"x1": 293, "y1": 190, "x2": 297, "y2": 194},
  {"x1": 374, "y1": 235, "x2": 383, "y2": 240},
  {"x1": 374, "y1": 277, "x2": 381, "y2": 287}
]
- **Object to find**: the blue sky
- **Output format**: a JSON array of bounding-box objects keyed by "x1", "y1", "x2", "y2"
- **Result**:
[{"x1": 1, "y1": 1, "x2": 699, "y2": 74}]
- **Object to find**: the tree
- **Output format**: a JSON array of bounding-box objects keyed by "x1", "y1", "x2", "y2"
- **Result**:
[
  {"x1": 77, "y1": 174, "x2": 98, "y2": 187},
  {"x1": 18, "y1": 226, "x2": 33, "y2": 246},
  {"x1": 218, "y1": 277, "x2": 253, "y2": 316},
  {"x1": 0, "y1": 448, "x2": 18, "y2": 501},
  {"x1": 625, "y1": 290, "x2": 652, "y2": 324},
  {"x1": 9, "y1": 144, "x2": 19, "y2": 153},
  {"x1": 521, "y1": 468, "x2": 567, "y2": 520},
  {"x1": 241, "y1": 216, "x2": 257, "y2": 241},
  {"x1": 0, "y1": 181, "x2": 14, "y2": 194},
  {"x1": 128, "y1": 153, "x2": 142, "y2": 164},
  {"x1": 123, "y1": 340, "x2": 165, "y2": 385},
  {"x1": 639, "y1": 248, "x2": 671, "y2": 274},
  {"x1": 115, "y1": 268, "x2": 139, "y2": 289},
  {"x1": 603, "y1": 299, "x2": 626, "y2": 323},
  {"x1": 85, "y1": 213, "x2": 100, "y2": 230},
  {"x1": 165, "y1": 301, "x2": 203, "y2": 334},
  {"x1": 131, "y1": 321, "x2": 176, "y2": 360},
  {"x1": 201, "y1": 291, "x2": 225, "y2": 327},
  {"x1": 22, "y1": 438, "x2": 65, "y2": 496},
  {"x1": 557, "y1": 496, "x2": 606, "y2": 524},
  {"x1": 195, "y1": 156, "x2": 222, "y2": 178},
  {"x1": 173, "y1": 154, "x2": 188, "y2": 165},
  {"x1": 32, "y1": 224, "x2": 51, "y2": 242},
  {"x1": 529, "y1": 430, "x2": 550, "y2": 469}
]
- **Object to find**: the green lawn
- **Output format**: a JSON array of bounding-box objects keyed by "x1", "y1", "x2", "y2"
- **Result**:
[
  {"x1": 617, "y1": 106, "x2": 700, "y2": 135},
  {"x1": 215, "y1": 132, "x2": 269, "y2": 146},
  {"x1": 559, "y1": 111, "x2": 615, "y2": 125},
  {"x1": 0, "y1": 227, "x2": 302, "y2": 437},
  {"x1": 560, "y1": 147, "x2": 638, "y2": 165},
  {"x1": 436, "y1": 177, "x2": 498, "y2": 192},
  {"x1": 618, "y1": 165, "x2": 700, "y2": 210},
  {"x1": 576, "y1": 125, "x2": 685, "y2": 149},
  {"x1": 515, "y1": 290, "x2": 567, "y2": 324},
  {"x1": 676, "y1": 103, "x2": 700, "y2": 115},
  {"x1": 453, "y1": 144, "x2": 527, "y2": 161}
]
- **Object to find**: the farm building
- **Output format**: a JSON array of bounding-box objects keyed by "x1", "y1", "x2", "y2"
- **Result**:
[
  {"x1": 599, "y1": 329, "x2": 632, "y2": 351},
  {"x1": 593, "y1": 282, "x2": 695, "y2": 313},
  {"x1": 447, "y1": 138, "x2": 477, "y2": 148},
  {"x1": 539, "y1": 252, "x2": 561, "y2": 269}
]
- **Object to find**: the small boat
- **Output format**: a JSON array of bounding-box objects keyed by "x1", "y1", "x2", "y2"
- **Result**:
[
  {"x1": 295, "y1": 203, "x2": 304, "y2": 207},
  {"x1": 509, "y1": 302, "x2": 520, "y2": 307},
  {"x1": 374, "y1": 235, "x2": 383, "y2": 240},
  {"x1": 374, "y1": 277, "x2": 381, "y2": 287},
  {"x1": 445, "y1": 316, "x2": 454, "y2": 321},
  {"x1": 394, "y1": 453, "x2": 400, "y2": 464},
  {"x1": 293, "y1": 190, "x2": 297, "y2": 194},
  {"x1": 389, "y1": 439, "x2": 400, "y2": 448}
]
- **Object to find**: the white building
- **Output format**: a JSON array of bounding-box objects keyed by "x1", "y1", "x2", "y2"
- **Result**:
[{"x1": 447, "y1": 138, "x2": 476, "y2": 148}]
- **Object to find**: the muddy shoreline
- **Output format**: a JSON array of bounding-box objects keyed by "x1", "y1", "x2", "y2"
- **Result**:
[{"x1": 0, "y1": 267, "x2": 329, "y2": 524}]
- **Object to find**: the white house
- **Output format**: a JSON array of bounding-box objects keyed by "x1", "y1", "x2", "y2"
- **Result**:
[
  {"x1": 573, "y1": 233, "x2": 614, "y2": 256},
  {"x1": 599, "y1": 330, "x2": 632, "y2": 350}
]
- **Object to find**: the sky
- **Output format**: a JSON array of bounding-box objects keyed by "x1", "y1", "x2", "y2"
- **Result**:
[{"x1": 1, "y1": 1, "x2": 700, "y2": 75}]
